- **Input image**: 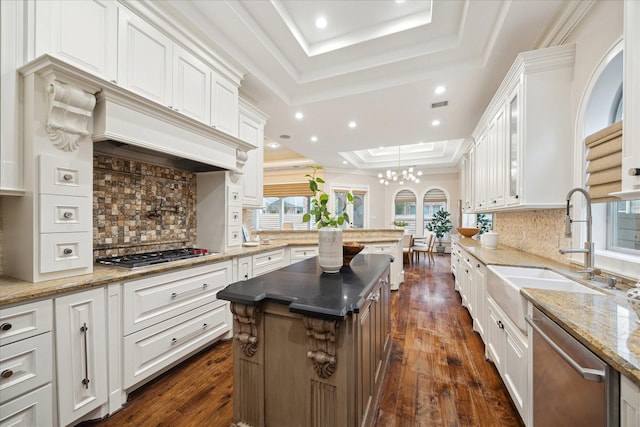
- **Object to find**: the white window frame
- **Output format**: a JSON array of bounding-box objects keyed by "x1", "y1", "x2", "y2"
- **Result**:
[
  {"x1": 330, "y1": 184, "x2": 370, "y2": 229},
  {"x1": 573, "y1": 38, "x2": 639, "y2": 279}
]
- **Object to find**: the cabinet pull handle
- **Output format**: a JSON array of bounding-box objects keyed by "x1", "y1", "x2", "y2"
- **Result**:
[
  {"x1": 629, "y1": 168, "x2": 640, "y2": 176},
  {"x1": 0, "y1": 323, "x2": 11, "y2": 331},
  {"x1": 63, "y1": 248, "x2": 73, "y2": 255},
  {"x1": 63, "y1": 173, "x2": 73, "y2": 181},
  {"x1": 244, "y1": 274, "x2": 248, "y2": 279},
  {"x1": 1, "y1": 369, "x2": 13, "y2": 379},
  {"x1": 171, "y1": 283, "x2": 208, "y2": 299},
  {"x1": 110, "y1": 80, "x2": 117, "y2": 84},
  {"x1": 63, "y1": 211, "x2": 73, "y2": 219},
  {"x1": 80, "y1": 323, "x2": 90, "y2": 389},
  {"x1": 170, "y1": 323, "x2": 209, "y2": 345},
  {"x1": 497, "y1": 320, "x2": 504, "y2": 329}
]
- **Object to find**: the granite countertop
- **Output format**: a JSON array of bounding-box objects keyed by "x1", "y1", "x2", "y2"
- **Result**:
[
  {"x1": 0, "y1": 235, "x2": 402, "y2": 306},
  {"x1": 454, "y1": 236, "x2": 640, "y2": 386},
  {"x1": 216, "y1": 253, "x2": 391, "y2": 320}
]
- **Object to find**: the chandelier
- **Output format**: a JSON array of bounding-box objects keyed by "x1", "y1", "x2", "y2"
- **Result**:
[{"x1": 378, "y1": 146, "x2": 422, "y2": 185}]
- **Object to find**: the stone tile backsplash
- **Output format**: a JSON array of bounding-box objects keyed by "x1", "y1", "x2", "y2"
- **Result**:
[
  {"x1": 494, "y1": 209, "x2": 571, "y2": 263},
  {"x1": 93, "y1": 155, "x2": 197, "y2": 258}
]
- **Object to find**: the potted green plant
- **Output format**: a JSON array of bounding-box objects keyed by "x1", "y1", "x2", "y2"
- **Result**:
[
  {"x1": 426, "y1": 209, "x2": 452, "y2": 254},
  {"x1": 476, "y1": 213, "x2": 491, "y2": 236},
  {"x1": 393, "y1": 220, "x2": 408, "y2": 229},
  {"x1": 302, "y1": 166, "x2": 353, "y2": 273}
]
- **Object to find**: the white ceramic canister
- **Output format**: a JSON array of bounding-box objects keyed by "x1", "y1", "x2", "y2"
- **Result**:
[{"x1": 481, "y1": 232, "x2": 499, "y2": 249}]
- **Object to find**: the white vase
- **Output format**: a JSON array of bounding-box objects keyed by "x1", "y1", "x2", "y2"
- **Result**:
[
  {"x1": 318, "y1": 227, "x2": 343, "y2": 274},
  {"x1": 481, "y1": 232, "x2": 499, "y2": 249}
]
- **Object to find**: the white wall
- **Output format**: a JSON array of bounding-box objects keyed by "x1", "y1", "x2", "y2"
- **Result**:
[{"x1": 324, "y1": 169, "x2": 460, "y2": 234}]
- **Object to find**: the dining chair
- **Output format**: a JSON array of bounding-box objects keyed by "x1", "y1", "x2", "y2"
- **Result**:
[
  {"x1": 412, "y1": 232, "x2": 435, "y2": 266},
  {"x1": 402, "y1": 233, "x2": 414, "y2": 266}
]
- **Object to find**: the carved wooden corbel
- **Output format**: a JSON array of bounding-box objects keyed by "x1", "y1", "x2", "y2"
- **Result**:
[
  {"x1": 302, "y1": 317, "x2": 339, "y2": 379},
  {"x1": 230, "y1": 303, "x2": 261, "y2": 357},
  {"x1": 236, "y1": 149, "x2": 248, "y2": 169},
  {"x1": 46, "y1": 81, "x2": 97, "y2": 152}
]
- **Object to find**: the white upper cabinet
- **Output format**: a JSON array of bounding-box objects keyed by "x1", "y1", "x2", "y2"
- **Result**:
[
  {"x1": 33, "y1": 0, "x2": 118, "y2": 82},
  {"x1": 173, "y1": 46, "x2": 212, "y2": 123},
  {"x1": 239, "y1": 99, "x2": 268, "y2": 208},
  {"x1": 469, "y1": 44, "x2": 575, "y2": 212},
  {"x1": 212, "y1": 74, "x2": 239, "y2": 136},
  {"x1": 118, "y1": 9, "x2": 173, "y2": 106}
]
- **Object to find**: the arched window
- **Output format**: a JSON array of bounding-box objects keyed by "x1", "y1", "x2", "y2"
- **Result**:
[
  {"x1": 394, "y1": 189, "x2": 416, "y2": 234},
  {"x1": 579, "y1": 42, "x2": 639, "y2": 276},
  {"x1": 423, "y1": 188, "x2": 448, "y2": 234}
]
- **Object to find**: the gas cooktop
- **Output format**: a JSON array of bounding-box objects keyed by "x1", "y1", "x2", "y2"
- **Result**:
[{"x1": 95, "y1": 248, "x2": 211, "y2": 268}]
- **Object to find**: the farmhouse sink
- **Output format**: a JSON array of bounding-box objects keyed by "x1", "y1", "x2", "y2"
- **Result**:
[{"x1": 487, "y1": 265, "x2": 603, "y2": 334}]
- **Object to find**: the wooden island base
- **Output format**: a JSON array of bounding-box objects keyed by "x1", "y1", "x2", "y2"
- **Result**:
[{"x1": 228, "y1": 265, "x2": 391, "y2": 427}]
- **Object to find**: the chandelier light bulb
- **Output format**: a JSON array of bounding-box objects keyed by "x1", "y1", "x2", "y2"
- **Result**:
[
  {"x1": 379, "y1": 178, "x2": 385, "y2": 184},
  {"x1": 378, "y1": 173, "x2": 383, "y2": 178},
  {"x1": 417, "y1": 171, "x2": 423, "y2": 176},
  {"x1": 399, "y1": 180, "x2": 404, "y2": 185},
  {"x1": 385, "y1": 181, "x2": 389, "y2": 186},
  {"x1": 409, "y1": 167, "x2": 414, "y2": 173},
  {"x1": 393, "y1": 176, "x2": 398, "y2": 181}
]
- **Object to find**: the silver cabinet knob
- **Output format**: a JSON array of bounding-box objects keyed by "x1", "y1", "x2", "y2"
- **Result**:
[
  {"x1": 63, "y1": 248, "x2": 73, "y2": 255},
  {"x1": 63, "y1": 211, "x2": 73, "y2": 219},
  {"x1": 63, "y1": 174, "x2": 73, "y2": 181}
]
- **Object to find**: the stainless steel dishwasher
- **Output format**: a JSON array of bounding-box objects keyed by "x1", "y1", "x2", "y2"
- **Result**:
[{"x1": 526, "y1": 306, "x2": 619, "y2": 427}]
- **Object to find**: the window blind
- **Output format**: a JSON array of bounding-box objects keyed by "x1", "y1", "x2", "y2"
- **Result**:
[
  {"x1": 395, "y1": 189, "x2": 416, "y2": 202},
  {"x1": 585, "y1": 120, "x2": 622, "y2": 202},
  {"x1": 262, "y1": 168, "x2": 324, "y2": 197},
  {"x1": 423, "y1": 188, "x2": 447, "y2": 202},
  {"x1": 263, "y1": 183, "x2": 313, "y2": 197}
]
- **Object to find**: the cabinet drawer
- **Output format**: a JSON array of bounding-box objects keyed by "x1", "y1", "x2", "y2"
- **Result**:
[
  {"x1": 227, "y1": 226, "x2": 242, "y2": 247},
  {"x1": 123, "y1": 262, "x2": 231, "y2": 335},
  {"x1": 228, "y1": 185, "x2": 242, "y2": 207},
  {"x1": 253, "y1": 249, "x2": 286, "y2": 276},
  {"x1": 0, "y1": 333, "x2": 52, "y2": 403},
  {"x1": 123, "y1": 302, "x2": 230, "y2": 388},
  {"x1": 0, "y1": 300, "x2": 52, "y2": 346},
  {"x1": 227, "y1": 205, "x2": 242, "y2": 227},
  {"x1": 0, "y1": 384, "x2": 53, "y2": 427},
  {"x1": 40, "y1": 194, "x2": 91, "y2": 233},
  {"x1": 39, "y1": 155, "x2": 91, "y2": 196},
  {"x1": 39, "y1": 232, "x2": 92, "y2": 273},
  {"x1": 364, "y1": 244, "x2": 393, "y2": 254},
  {"x1": 290, "y1": 246, "x2": 318, "y2": 261}
]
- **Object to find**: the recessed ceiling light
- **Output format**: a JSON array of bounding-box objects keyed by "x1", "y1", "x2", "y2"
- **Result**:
[
  {"x1": 342, "y1": 160, "x2": 348, "y2": 165},
  {"x1": 315, "y1": 17, "x2": 327, "y2": 29},
  {"x1": 395, "y1": 0, "x2": 406, "y2": 3},
  {"x1": 295, "y1": 112, "x2": 304, "y2": 120},
  {"x1": 268, "y1": 142, "x2": 280, "y2": 148},
  {"x1": 279, "y1": 134, "x2": 290, "y2": 139},
  {"x1": 431, "y1": 120, "x2": 440, "y2": 126},
  {"x1": 435, "y1": 85, "x2": 446, "y2": 95},
  {"x1": 310, "y1": 136, "x2": 318, "y2": 142},
  {"x1": 348, "y1": 121, "x2": 357, "y2": 129}
]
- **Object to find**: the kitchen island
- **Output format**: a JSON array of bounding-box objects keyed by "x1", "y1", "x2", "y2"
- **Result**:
[{"x1": 217, "y1": 254, "x2": 392, "y2": 427}]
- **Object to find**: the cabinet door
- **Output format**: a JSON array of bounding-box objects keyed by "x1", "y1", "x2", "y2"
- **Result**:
[
  {"x1": 357, "y1": 297, "x2": 374, "y2": 426},
  {"x1": 486, "y1": 299, "x2": 504, "y2": 373},
  {"x1": 55, "y1": 288, "x2": 108, "y2": 427},
  {"x1": 621, "y1": 375, "x2": 640, "y2": 427},
  {"x1": 239, "y1": 111, "x2": 264, "y2": 207},
  {"x1": 237, "y1": 256, "x2": 252, "y2": 281},
  {"x1": 474, "y1": 132, "x2": 487, "y2": 210},
  {"x1": 505, "y1": 83, "x2": 522, "y2": 205},
  {"x1": 0, "y1": 384, "x2": 53, "y2": 427},
  {"x1": 503, "y1": 320, "x2": 528, "y2": 421},
  {"x1": 474, "y1": 262, "x2": 487, "y2": 341},
  {"x1": 173, "y1": 46, "x2": 211, "y2": 123},
  {"x1": 211, "y1": 73, "x2": 239, "y2": 136},
  {"x1": 34, "y1": 0, "x2": 118, "y2": 81},
  {"x1": 487, "y1": 107, "x2": 506, "y2": 208},
  {"x1": 118, "y1": 10, "x2": 173, "y2": 106}
]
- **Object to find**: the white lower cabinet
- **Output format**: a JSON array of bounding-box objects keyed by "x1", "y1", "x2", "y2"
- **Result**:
[
  {"x1": 621, "y1": 375, "x2": 640, "y2": 427},
  {"x1": 236, "y1": 256, "x2": 252, "y2": 281},
  {"x1": 121, "y1": 262, "x2": 232, "y2": 391},
  {"x1": 473, "y1": 261, "x2": 487, "y2": 341},
  {"x1": 55, "y1": 287, "x2": 108, "y2": 426},
  {"x1": 123, "y1": 301, "x2": 229, "y2": 389},
  {"x1": 0, "y1": 384, "x2": 53, "y2": 427},
  {"x1": 252, "y1": 248, "x2": 287, "y2": 276},
  {"x1": 486, "y1": 296, "x2": 528, "y2": 424},
  {"x1": 288, "y1": 245, "x2": 319, "y2": 264},
  {"x1": 0, "y1": 300, "x2": 54, "y2": 426}
]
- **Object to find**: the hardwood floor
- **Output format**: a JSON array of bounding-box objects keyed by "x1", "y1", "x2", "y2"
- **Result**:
[{"x1": 83, "y1": 255, "x2": 523, "y2": 427}]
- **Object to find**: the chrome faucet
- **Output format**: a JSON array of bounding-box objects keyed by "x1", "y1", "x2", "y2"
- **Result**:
[{"x1": 559, "y1": 188, "x2": 595, "y2": 279}]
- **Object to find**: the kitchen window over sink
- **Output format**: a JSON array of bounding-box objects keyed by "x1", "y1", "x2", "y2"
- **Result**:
[{"x1": 579, "y1": 41, "x2": 639, "y2": 278}]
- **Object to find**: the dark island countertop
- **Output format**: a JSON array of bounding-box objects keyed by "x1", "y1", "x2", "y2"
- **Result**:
[{"x1": 216, "y1": 253, "x2": 391, "y2": 320}]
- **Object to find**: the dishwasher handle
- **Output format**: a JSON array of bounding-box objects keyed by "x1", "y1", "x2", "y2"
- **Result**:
[{"x1": 526, "y1": 315, "x2": 605, "y2": 383}]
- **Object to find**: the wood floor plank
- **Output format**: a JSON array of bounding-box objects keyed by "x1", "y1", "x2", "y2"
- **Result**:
[{"x1": 82, "y1": 255, "x2": 523, "y2": 427}]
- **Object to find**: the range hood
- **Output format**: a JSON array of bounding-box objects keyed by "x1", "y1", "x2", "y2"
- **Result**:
[{"x1": 92, "y1": 81, "x2": 256, "y2": 173}]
